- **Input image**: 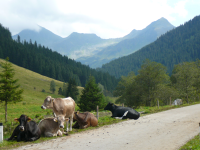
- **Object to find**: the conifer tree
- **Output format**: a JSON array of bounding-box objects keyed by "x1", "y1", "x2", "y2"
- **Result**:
[
  {"x1": 66, "y1": 78, "x2": 79, "y2": 101},
  {"x1": 78, "y1": 76, "x2": 104, "y2": 111},
  {"x1": 50, "y1": 80, "x2": 56, "y2": 93},
  {"x1": 0, "y1": 57, "x2": 23, "y2": 122}
]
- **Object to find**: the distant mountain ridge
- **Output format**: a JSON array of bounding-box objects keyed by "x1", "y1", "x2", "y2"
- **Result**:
[
  {"x1": 77, "y1": 17, "x2": 175, "y2": 68},
  {"x1": 12, "y1": 17, "x2": 174, "y2": 68},
  {"x1": 98, "y1": 15, "x2": 200, "y2": 78}
]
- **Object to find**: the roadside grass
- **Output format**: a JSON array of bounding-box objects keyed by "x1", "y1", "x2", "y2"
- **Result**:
[{"x1": 179, "y1": 134, "x2": 200, "y2": 150}]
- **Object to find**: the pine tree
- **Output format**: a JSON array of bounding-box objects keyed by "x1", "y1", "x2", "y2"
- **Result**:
[
  {"x1": 0, "y1": 57, "x2": 23, "y2": 122},
  {"x1": 78, "y1": 76, "x2": 104, "y2": 111},
  {"x1": 50, "y1": 80, "x2": 56, "y2": 93},
  {"x1": 66, "y1": 78, "x2": 79, "y2": 101},
  {"x1": 58, "y1": 87, "x2": 63, "y2": 95}
]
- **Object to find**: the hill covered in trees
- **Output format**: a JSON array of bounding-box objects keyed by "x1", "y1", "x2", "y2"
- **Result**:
[
  {"x1": 0, "y1": 24, "x2": 118, "y2": 92},
  {"x1": 98, "y1": 15, "x2": 200, "y2": 78}
]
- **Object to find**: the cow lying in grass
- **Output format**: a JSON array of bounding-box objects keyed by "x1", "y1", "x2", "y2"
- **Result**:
[
  {"x1": 7, "y1": 114, "x2": 41, "y2": 142},
  {"x1": 73, "y1": 111, "x2": 98, "y2": 129},
  {"x1": 38, "y1": 115, "x2": 69, "y2": 137},
  {"x1": 104, "y1": 102, "x2": 140, "y2": 120}
]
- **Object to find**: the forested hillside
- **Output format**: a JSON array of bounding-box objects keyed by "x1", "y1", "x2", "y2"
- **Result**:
[
  {"x1": 99, "y1": 15, "x2": 200, "y2": 78},
  {"x1": 0, "y1": 24, "x2": 118, "y2": 92}
]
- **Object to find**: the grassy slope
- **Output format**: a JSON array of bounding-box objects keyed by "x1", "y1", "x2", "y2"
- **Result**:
[{"x1": 0, "y1": 58, "x2": 83, "y2": 123}]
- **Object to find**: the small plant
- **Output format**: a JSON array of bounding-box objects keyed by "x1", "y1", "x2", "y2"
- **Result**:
[
  {"x1": 42, "y1": 89, "x2": 45, "y2": 92},
  {"x1": 35, "y1": 114, "x2": 41, "y2": 118},
  {"x1": 22, "y1": 102, "x2": 26, "y2": 105}
]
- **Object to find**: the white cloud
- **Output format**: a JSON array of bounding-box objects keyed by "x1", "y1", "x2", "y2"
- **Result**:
[{"x1": 0, "y1": 0, "x2": 199, "y2": 39}]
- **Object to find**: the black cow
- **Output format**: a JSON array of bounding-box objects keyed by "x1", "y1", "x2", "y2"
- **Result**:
[
  {"x1": 7, "y1": 114, "x2": 41, "y2": 142},
  {"x1": 104, "y1": 102, "x2": 140, "y2": 120}
]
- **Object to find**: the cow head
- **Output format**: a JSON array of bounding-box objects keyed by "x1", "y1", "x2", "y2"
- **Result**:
[
  {"x1": 41, "y1": 96, "x2": 54, "y2": 110},
  {"x1": 73, "y1": 111, "x2": 79, "y2": 121},
  {"x1": 14, "y1": 115, "x2": 31, "y2": 131},
  {"x1": 104, "y1": 102, "x2": 115, "y2": 111},
  {"x1": 53, "y1": 115, "x2": 69, "y2": 129}
]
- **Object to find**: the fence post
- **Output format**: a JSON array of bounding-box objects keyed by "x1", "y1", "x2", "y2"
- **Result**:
[
  {"x1": 97, "y1": 105, "x2": 99, "y2": 120},
  {"x1": 157, "y1": 99, "x2": 159, "y2": 109},
  {"x1": 199, "y1": 123, "x2": 200, "y2": 139},
  {"x1": 170, "y1": 97, "x2": 171, "y2": 106},
  {"x1": 0, "y1": 123, "x2": 3, "y2": 142},
  {"x1": 122, "y1": 103, "x2": 124, "y2": 107}
]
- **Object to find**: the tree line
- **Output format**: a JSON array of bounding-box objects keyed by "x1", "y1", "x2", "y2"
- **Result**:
[
  {"x1": 114, "y1": 59, "x2": 200, "y2": 108},
  {"x1": 0, "y1": 23, "x2": 119, "y2": 93}
]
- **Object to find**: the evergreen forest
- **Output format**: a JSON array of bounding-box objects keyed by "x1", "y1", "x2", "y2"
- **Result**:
[
  {"x1": 99, "y1": 15, "x2": 200, "y2": 78},
  {"x1": 0, "y1": 24, "x2": 118, "y2": 92}
]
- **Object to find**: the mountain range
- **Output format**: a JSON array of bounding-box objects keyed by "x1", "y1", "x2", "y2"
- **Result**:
[
  {"x1": 12, "y1": 17, "x2": 174, "y2": 68},
  {"x1": 98, "y1": 15, "x2": 200, "y2": 78}
]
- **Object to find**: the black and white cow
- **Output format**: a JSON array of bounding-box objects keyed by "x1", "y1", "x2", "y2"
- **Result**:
[
  {"x1": 104, "y1": 102, "x2": 140, "y2": 120},
  {"x1": 7, "y1": 114, "x2": 41, "y2": 142}
]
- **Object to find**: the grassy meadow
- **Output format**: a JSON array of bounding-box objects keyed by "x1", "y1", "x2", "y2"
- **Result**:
[{"x1": 1, "y1": 58, "x2": 200, "y2": 149}]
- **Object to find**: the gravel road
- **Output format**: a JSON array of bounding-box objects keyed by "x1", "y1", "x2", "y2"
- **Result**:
[{"x1": 13, "y1": 104, "x2": 200, "y2": 150}]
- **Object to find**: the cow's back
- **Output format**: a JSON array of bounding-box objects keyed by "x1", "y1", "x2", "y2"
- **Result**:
[
  {"x1": 53, "y1": 97, "x2": 75, "y2": 117},
  {"x1": 38, "y1": 118, "x2": 59, "y2": 135},
  {"x1": 90, "y1": 113, "x2": 98, "y2": 126},
  {"x1": 115, "y1": 106, "x2": 140, "y2": 120}
]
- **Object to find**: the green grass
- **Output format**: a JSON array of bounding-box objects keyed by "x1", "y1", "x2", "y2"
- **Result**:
[{"x1": 179, "y1": 134, "x2": 200, "y2": 150}]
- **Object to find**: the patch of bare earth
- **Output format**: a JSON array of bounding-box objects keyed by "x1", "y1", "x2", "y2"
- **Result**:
[{"x1": 13, "y1": 104, "x2": 200, "y2": 150}]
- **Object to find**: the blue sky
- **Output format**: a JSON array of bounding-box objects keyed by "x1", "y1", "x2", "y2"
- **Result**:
[{"x1": 0, "y1": 0, "x2": 200, "y2": 39}]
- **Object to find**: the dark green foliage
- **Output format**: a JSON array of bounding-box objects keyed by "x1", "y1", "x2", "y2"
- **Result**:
[
  {"x1": 0, "y1": 23, "x2": 118, "y2": 93},
  {"x1": 114, "y1": 60, "x2": 172, "y2": 107},
  {"x1": 50, "y1": 80, "x2": 56, "y2": 93},
  {"x1": 58, "y1": 87, "x2": 63, "y2": 95},
  {"x1": 0, "y1": 57, "x2": 23, "y2": 122},
  {"x1": 65, "y1": 78, "x2": 79, "y2": 102},
  {"x1": 78, "y1": 76, "x2": 105, "y2": 111},
  {"x1": 99, "y1": 15, "x2": 200, "y2": 78}
]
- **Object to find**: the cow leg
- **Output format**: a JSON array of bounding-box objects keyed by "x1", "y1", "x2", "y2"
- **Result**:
[
  {"x1": 65, "y1": 120, "x2": 69, "y2": 132},
  {"x1": 7, "y1": 125, "x2": 20, "y2": 141},
  {"x1": 69, "y1": 116, "x2": 73, "y2": 131},
  {"x1": 57, "y1": 130, "x2": 63, "y2": 136},
  {"x1": 45, "y1": 132, "x2": 54, "y2": 137}
]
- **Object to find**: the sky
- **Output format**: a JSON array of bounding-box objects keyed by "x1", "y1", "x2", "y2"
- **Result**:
[{"x1": 0, "y1": 0, "x2": 200, "y2": 39}]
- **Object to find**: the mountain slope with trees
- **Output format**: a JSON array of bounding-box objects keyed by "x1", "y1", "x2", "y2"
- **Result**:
[
  {"x1": 98, "y1": 15, "x2": 200, "y2": 78},
  {"x1": 0, "y1": 23, "x2": 118, "y2": 92},
  {"x1": 77, "y1": 17, "x2": 174, "y2": 68}
]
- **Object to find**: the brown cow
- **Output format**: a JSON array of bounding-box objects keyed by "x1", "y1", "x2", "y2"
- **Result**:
[
  {"x1": 73, "y1": 111, "x2": 98, "y2": 129},
  {"x1": 38, "y1": 115, "x2": 69, "y2": 137},
  {"x1": 41, "y1": 96, "x2": 75, "y2": 132}
]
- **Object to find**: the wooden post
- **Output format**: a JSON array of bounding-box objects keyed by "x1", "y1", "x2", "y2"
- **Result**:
[
  {"x1": 122, "y1": 103, "x2": 124, "y2": 107},
  {"x1": 170, "y1": 97, "x2": 171, "y2": 106},
  {"x1": 96, "y1": 105, "x2": 99, "y2": 120},
  {"x1": 157, "y1": 99, "x2": 159, "y2": 109},
  {"x1": 199, "y1": 123, "x2": 200, "y2": 139}
]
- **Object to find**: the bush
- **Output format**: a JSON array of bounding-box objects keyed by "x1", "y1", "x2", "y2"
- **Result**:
[{"x1": 42, "y1": 89, "x2": 45, "y2": 92}]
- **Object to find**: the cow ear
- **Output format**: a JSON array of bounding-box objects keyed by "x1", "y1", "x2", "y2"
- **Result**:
[
  {"x1": 53, "y1": 118, "x2": 58, "y2": 122},
  {"x1": 27, "y1": 117, "x2": 32, "y2": 122},
  {"x1": 14, "y1": 118, "x2": 19, "y2": 122}
]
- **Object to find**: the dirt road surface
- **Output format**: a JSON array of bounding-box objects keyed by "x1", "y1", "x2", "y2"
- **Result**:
[{"x1": 13, "y1": 104, "x2": 200, "y2": 150}]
